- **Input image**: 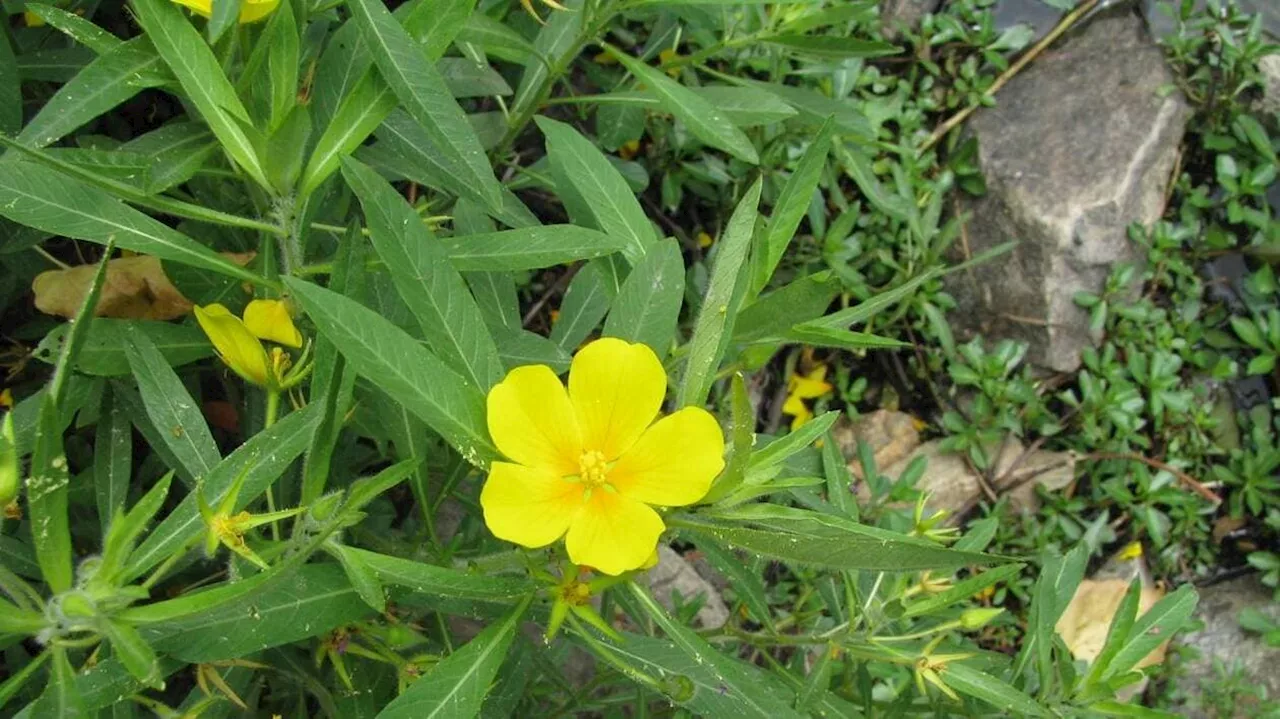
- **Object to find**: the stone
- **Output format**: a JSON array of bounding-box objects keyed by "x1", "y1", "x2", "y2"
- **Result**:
[
  {"x1": 873, "y1": 437, "x2": 1075, "y2": 517},
  {"x1": 1261, "y1": 54, "x2": 1280, "y2": 117},
  {"x1": 1171, "y1": 576, "x2": 1280, "y2": 716},
  {"x1": 831, "y1": 409, "x2": 922, "y2": 479},
  {"x1": 645, "y1": 546, "x2": 730, "y2": 629},
  {"x1": 949, "y1": 12, "x2": 1190, "y2": 372},
  {"x1": 879, "y1": 0, "x2": 938, "y2": 38}
]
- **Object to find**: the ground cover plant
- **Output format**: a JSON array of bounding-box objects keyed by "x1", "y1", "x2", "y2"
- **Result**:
[{"x1": 0, "y1": 0, "x2": 1275, "y2": 715}]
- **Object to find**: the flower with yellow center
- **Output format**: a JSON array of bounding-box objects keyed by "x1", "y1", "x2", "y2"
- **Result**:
[
  {"x1": 194, "y1": 299, "x2": 306, "y2": 390},
  {"x1": 170, "y1": 0, "x2": 280, "y2": 23},
  {"x1": 781, "y1": 364, "x2": 833, "y2": 430},
  {"x1": 481, "y1": 338, "x2": 725, "y2": 575}
]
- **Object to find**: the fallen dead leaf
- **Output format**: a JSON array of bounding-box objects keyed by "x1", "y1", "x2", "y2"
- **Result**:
[
  {"x1": 1055, "y1": 578, "x2": 1168, "y2": 669},
  {"x1": 32, "y1": 253, "x2": 255, "y2": 321}
]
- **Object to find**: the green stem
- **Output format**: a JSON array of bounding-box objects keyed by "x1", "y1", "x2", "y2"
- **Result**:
[
  {"x1": 264, "y1": 391, "x2": 282, "y2": 542},
  {"x1": 140, "y1": 536, "x2": 200, "y2": 591}
]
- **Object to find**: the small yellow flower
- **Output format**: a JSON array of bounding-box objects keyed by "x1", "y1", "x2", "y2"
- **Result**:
[
  {"x1": 618, "y1": 140, "x2": 641, "y2": 161},
  {"x1": 781, "y1": 364, "x2": 833, "y2": 430},
  {"x1": 592, "y1": 50, "x2": 618, "y2": 66},
  {"x1": 23, "y1": 11, "x2": 45, "y2": 26},
  {"x1": 194, "y1": 300, "x2": 306, "y2": 389},
  {"x1": 170, "y1": 0, "x2": 280, "y2": 24},
  {"x1": 1118, "y1": 541, "x2": 1144, "y2": 560},
  {"x1": 696, "y1": 231, "x2": 714, "y2": 249},
  {"x1": 658, "y1": 48, "x2": 680, "y2": 77},
  {"x1": 0, "y1": 388, "x2": 11, "y2": 409},
  {"x1": 480, "y1": 338, "x2": 725, "y2": 575}
]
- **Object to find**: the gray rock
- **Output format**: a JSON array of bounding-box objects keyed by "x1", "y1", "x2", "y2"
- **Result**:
[
  {"x1": 950, "y1": 12, "x2": 1190, "y2": 372},
  {"x1": 645, "y1": 546, "x2": 730, "y2": 629},
  {"x1": 1261, "y1": 54, "x2": 1280, "y2": 117},
  {"x1": 1172, "y1": 575, "x2": 1280, "y2": 716},
  {"x1": 880, "y1": 0, "x2": 938, "y2": 38}
]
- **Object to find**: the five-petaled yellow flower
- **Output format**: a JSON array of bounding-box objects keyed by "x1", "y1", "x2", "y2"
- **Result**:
[
  {"x1": 194, "y1": 300, "x2": 305, "y2": 389},
  {"x1": 781, "y1": 364, "x2": 833, "y2": 430},
  {"x1": 481, "y1": 338, "x2": 725, "y2": 575},
  {"x1": 171, "y1": 0, "x2": 280, "y2": 24}
]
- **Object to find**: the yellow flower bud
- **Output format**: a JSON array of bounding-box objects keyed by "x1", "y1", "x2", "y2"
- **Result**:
[
  {"x1": 195, "y1": 304, "x2": 270, "y2": 387},
  {"x1": 170, "y1": 0, "x2": 280, "y2": 24},
  {"x1": 243, "y1": 299, "x2": 303, "y2": 348}
]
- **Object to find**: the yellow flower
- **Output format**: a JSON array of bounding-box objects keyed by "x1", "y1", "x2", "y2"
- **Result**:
[
  {"x1": 781, "y1": 364, "x2": 833, "y2": 430},
  {"x1": 618, "y1": 140, "x2": 641, "y2": 161},
  {"x1": 170, "y1": 0, "x2": 280, "y2": 24},
  {"x1": 194, "y1": 300, "x2": 305, "y2": 389},
  {"x1": 658, "y1": 48, "x2": 680, "y2": 77},
  {"x1": 24, "y1": 11, "x2": 45, "y2": 26},
  {"x1": 480, "y1": 338, "x2": 725, "y2": 575},
  {"x1": 696, "y1": 231, "x2": 714, "y2": 249}
]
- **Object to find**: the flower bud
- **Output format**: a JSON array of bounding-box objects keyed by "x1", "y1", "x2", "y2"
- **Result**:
[
  {"x1": 0, "y1": 413, "x2": 18, "y2": 509},
  {"x1": 960, "y1": 607, "x2": 1004, "y2": 630}
]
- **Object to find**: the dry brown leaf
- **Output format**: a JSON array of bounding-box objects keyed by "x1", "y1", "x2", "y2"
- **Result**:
[
  {"x1": 32, "y1": 253, "x2": 254, "y2": 321},
  {"x1": 1055, "y1": 578, "x2": 1168, "y2": 668}
]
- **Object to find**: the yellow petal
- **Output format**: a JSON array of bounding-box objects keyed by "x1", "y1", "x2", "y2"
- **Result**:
[
  {"x1": 610, "y1": 408, "x2": 724, "y2": 507},
  {"x1": 169, "y1": 0, "x2": 213, "y2": 17},
  {"x1": 238, "y1": 0, "x2": 280, "y2": 22},
  {"x1": 487, "y1": 365, "x2": 582, "y2": 476},
  {"x1": 788, "y1": 365, "x2": 833, "y2": 400},
  {"x1": 194, "y1": 304, "x2": 270, "y2": 386},
  {"x1": 480, "y1": 462, "x2": 582, "y2": 548},
  {"x1": 568, "y1": 338, "x2": 666, "y2": 460},
  {"x1": 565, "y1": 489, "x2": 664, "y2": 575},
  {"x1": 242, "y1": 299, "x2": 302, "y2": 348}
]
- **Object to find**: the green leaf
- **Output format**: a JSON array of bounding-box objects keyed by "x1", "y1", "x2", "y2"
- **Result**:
[
  {"x1": 679, "y1": 178, "x2": 762, "y2": 407},
  {"x1": 31, "y1": 647, "x2": 87, "y2": 718},
  {"x1": 94, "y1": 387, "x2": 133, "y2": 534},
  {"x1": 438, "y1": 57, "x2": 512, "y2": 98},
  {"x1": 696, "y1": 85, "x2": 798, "y2": 127},
  {"x1": 511, "y1": 0, "x2": 583, "y2": 120},
  {"x1": 441, "y1": 225, "x2": 629, "y2": 271},
  {"x1": 342, "y1": 158, "x2": 504, "y2": 391},
  {"x1": 35, "y1": 319, "x2": 212, "y2": 377},
  {"x1": 1100, "y1": 584, "x2": 1197, "y2": 681},
  {"x1": 123, "y1": 324, "x2": 220, "y2": 487},
  {"x1": 679, "y1": 506, "x2": 1004, "y2": 572},
  {"x1": 536, "y1": 116, "x2": 655, "y2": 262},
  {"x1": 28, "y1": 247, "x2": 112, "y2": 593},
  {"x1": 0, "y1": 162, "x2": 264, "y2": 285},
  {"x1": 101, "y1": 621, "x2": 162, "y2": 688},
  {"x1": 605, "y1": 45, "x2": 758, "y2": 164},
  {"x1": 207, "y1": 0, "x2": 241, "y2": 44},
  {"x1": 763, "y1": 35, "x2": 900, "y2": 59},
  {"x1": 494, "y1": 329, "x2": 571, "y2": 374},
  {"x1": 284, "y1": 277, "x2": 497, "y2": 466},
  {"x1": 377, "y1": 595, "x2": 533, "y2": 718},
  {"x1": 603, "y1": 238, "x2": 685, "y2": 357},
  {"x1": 130, "y1": 0, "x2": 270, "y2": 189},
  {"x1": 0, "y1": 649, "x2": 50, "y2": 712},
  {"x1": 899, "y1": 563, "x2": 1025, "y2": 618},
  {"x1": 800, "y1": 269, "x2": 940, "y2": 332},
  {"x1": 779, "y1": 325, "x2": 908, "y2": 351},
  {"x1": 735, "y1": 271, "x2": 840, "y2": 343},
  {"x1": 16, "y1": 38, "x2": 164, "y2": 149},
  {"x1": 942, "y1": 663, "x2": 1047, "y2": 717},
  {"x1": 626, "y1": 584, "x2": 805, "y2": 718},
  {"x1": 264, "y1": 0, "x2": 299, "y2": 131},
  {"x1": 123, "y1": 404, "x2": 321, "y2": 580},
  {"x1": 142, "y1": 564, "x2": 375, "y2": 662},
  {"x1": 365, "y1": 111, "x2": 539, "y2": 229},
  {"x1": 751, "y1": 118, "x2": 832, "y2": 296},
  {"x1": 550, "y1": 261, "x2": 616, "y2": 351},
  {"x1": 121, "y1": 122, "x2": 217, "y2": 194},
  {"x1": 329, "y1": 542, "x2": 387, "y2": 613},
  {"x1": 748, "y1": 412, "x2": 839, "y2": 471},
  {"x1": 23, "y1": 4, "x2": 123, "y2": 54},
  {"x1": 834, "y1": 141, "x2": 915, "y2": 224},
  {"x1": 0, "y1": 30, "x2": 20, "y2": 136},
  {"x1": 351, "y1": 548, "x2": 535, "y2": 611},
  {"x1": 822, "y1": 427, "x2": 858, "y2": 519},
  {"x1": 346, "y1": 0, "x2": 501, "y2": 206}
]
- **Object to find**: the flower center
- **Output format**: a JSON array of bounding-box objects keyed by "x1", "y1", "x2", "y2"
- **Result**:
[{"x1": 578, "y1": 450, "x2": 609, "y2": 487}]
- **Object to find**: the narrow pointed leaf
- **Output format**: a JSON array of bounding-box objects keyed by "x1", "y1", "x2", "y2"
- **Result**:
[{"x1": 603, "y1": 238, "x2": 685, "y2": 357}]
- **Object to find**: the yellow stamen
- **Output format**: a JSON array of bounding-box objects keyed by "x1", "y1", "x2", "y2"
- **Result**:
[{"x1": 578, "y1": 450, "x2": 609, "y2": 487}]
